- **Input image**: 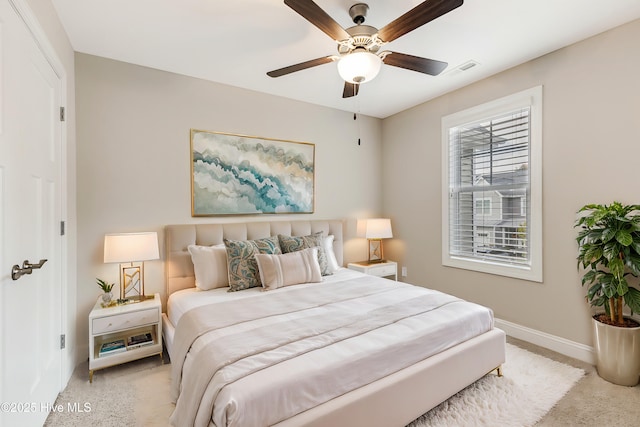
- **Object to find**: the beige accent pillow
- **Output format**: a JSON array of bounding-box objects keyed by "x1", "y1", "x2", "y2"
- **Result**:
[
  {"x1": 255, "y1": 247, "x2": 322, "y2": 291},
  {"x1": 187, "y1": 244, "x2": 229, "y2": 290}
]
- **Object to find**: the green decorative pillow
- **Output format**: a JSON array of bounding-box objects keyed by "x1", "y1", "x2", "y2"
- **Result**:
[
  {"x1": 224, "y1": 236, "x2": 282, "y2": 291},
  {"x1": 278, "y1": 232, "x2": 331, "y2": 276}
]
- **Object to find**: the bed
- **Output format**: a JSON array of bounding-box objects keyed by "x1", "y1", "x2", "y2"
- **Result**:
[{"x1": 163, "y1": 220, "x2": 505, "y2": 427}]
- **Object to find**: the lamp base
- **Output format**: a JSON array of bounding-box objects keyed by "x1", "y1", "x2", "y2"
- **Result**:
[
  {"x1": 127, "y1": 294, "x2": 154, "y2": 302},
  {"x1": 116, "y1": 295, "x2": 154, "y2": 305},
  {"x1": 119, "y1": 262, "x2": 147, "y2": 300},
  {"x1": 367, "y1": 239, "x2": 384, "y2": 264}
]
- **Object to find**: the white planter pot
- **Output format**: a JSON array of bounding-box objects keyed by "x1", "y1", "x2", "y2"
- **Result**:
[
  {"x1": 101, "y1": 292, "x2": 113, "y2": 307},
  {"x1": 592, "y1": 316, "x2": 640, "y2": 386}
]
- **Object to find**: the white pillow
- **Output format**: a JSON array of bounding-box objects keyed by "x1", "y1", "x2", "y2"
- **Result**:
[
  {"x1": 323, "y1": 235, "x2": 340, "y2": 274},
  {"x1": 187, "y1": 244, "x2": 229, "y2": 290},
  {"x1": 255, "y1": 247, "x2": 322, "y2": 291}
]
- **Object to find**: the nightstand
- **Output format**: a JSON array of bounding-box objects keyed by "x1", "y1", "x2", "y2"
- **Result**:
[
  {"x1": 347, "y1": 260, "x2": 398, "y2": 281},
  {"x1": 88, "y1": 293, "x2": 162, "y2": 383}
]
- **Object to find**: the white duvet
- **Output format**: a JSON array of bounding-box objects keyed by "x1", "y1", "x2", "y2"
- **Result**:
[{"x1": 168, "y1": 269, "x2": 494, "y2": 427}]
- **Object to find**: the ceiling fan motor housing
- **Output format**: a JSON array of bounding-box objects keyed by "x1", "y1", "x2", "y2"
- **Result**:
[{"x1": 338, "y1": 25, "x2": 380, "y2": 54}]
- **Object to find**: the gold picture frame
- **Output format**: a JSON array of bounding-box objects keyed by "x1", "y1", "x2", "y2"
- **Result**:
[{"x1": 190, "y1": 129, "x2": 315, "y2": 216}]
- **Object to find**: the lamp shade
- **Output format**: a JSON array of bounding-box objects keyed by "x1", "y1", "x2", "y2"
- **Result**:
[
  {"x1": 104, "y1": 232, "x2": 159, "y2": 263},
  {"x1": 337, "y1": 50, "x2": 382, "y2": 84},
  {"x1": 357, "y1": 218, "x2": 393, "y2": 239}
]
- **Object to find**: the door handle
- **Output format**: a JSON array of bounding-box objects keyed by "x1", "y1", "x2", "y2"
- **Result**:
[{"x1": 11, "y1": 259, "x2": 47, "y2": 281}]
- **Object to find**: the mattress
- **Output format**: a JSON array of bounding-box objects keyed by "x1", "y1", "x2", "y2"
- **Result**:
[{"x1": 168, "y1": 269, "x2": 495, "y2": 427}]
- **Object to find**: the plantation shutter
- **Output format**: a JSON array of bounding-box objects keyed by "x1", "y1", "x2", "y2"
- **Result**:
[{"x1": 447, "y1": 107, "x2": 531, "y2": 267}]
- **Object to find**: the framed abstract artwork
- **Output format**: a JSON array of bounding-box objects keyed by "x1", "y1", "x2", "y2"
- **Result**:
[{"x1": 191, "y1": 129, "x2": 315, "y2": 216}]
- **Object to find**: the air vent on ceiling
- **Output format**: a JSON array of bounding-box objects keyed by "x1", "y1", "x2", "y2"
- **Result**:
[{"x1": 445, "y1": 60, "x2": 480, "y2": 77}]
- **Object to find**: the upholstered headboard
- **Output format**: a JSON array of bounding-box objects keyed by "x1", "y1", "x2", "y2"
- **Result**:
[{"x1": 164, "y1": 219, "x2": 344, "y2": 298}]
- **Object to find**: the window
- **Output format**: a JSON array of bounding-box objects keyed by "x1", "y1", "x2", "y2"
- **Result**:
[
  {"x1": 442, "y1": 86, "x2": 542, "y2": 282},
  {"x1": 474, "y1": 198, "x2": 491, "y2": 216}
]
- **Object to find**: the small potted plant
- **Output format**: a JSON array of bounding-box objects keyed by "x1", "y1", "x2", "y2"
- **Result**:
[
  {"x1": 96, "y1": 278, "x2": 115, "y2": 306},
  {"x1": 575, "y1": 201, "x2": 640, "y2": 386}
]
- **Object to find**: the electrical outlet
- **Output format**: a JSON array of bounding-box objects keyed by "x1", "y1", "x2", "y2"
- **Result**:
[{"x1": 401, "y1": 266, "x2": 407, "y2": 277}]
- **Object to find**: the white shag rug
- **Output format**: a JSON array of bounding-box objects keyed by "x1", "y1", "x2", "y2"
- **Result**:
[{"x1": 408, "y1": 343, "x2": 585, "y2": 427}]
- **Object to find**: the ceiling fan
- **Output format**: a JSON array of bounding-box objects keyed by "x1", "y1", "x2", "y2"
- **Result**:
[{"x1": 267, "y1": 0, "x2": 464, "y2": 98}]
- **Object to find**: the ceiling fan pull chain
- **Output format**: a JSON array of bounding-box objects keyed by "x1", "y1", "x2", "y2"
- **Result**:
[{"x1": 354, "y1": 112, "x2": 360, "y2": 145}]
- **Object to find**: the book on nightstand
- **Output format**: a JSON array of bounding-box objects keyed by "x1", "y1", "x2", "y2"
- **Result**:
[
  {"x1": 99, "y1": 339, "x2": 126, "y2": 357},
  {"x1": 126, "y1": 332, "x2": 153, "y2": 349}
]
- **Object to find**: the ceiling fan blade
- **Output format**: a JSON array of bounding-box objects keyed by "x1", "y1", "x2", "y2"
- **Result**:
[
  {"x1": 382, "y1": 52, "x2": 448, "y2": 76},
  {"x1": 377, "y1": 0, "x2": 463, "y2": 43},
  {"x1": 267, "y1": 55, "x2": 337, "y2": 78},
  {"x1": 342, "y1": 82, "x2": 360, "y2": 98},
  {"x1": 284, "y1": 0, "x2": 351, "y2": 41}
]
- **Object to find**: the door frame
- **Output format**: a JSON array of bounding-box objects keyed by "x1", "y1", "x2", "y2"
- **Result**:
[{"x1": 7, "y1": 0, "x2": 70, "y2": 386}]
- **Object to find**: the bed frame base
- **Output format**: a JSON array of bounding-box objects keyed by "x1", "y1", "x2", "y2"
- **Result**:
[{"x1": 274, "y1": 328, "x2": 506, "y2": 427}]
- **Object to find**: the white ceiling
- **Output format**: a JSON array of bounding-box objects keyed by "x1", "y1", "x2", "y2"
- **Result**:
[{"x1": 52, "y1": 0, "x2": 640, "y2": 118}]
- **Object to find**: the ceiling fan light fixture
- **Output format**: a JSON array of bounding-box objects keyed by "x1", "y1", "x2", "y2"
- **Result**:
[{"x1": 337, "y1": 50, "x2": 382, "y2": 84}]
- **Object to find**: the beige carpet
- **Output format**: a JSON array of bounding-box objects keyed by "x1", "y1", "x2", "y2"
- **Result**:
[
  {"x1": 44, "y1": 354, "x2": 173, "y2": 427},
  {"x1": 45, "y1": 339, "x2": 639, "y2": 426},
  {"x1": 512, "y1": 338, "x2": 640, "y2": 426}
]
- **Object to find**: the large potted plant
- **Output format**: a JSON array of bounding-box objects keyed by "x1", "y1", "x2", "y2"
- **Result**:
[{"x1": 575, "y1": 201, "x2": 640, "y2": 386}]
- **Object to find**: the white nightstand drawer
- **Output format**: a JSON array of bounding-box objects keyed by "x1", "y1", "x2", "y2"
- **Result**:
[
  {"x1": 92, "y1": 307, "x2": 159, "y2": 334},
  {"x1": 370, "y1": 264, "x2": 396, "y2": 277},
  {"x1": 347, "y1": 261, "x2": 397, "y2": 280}
]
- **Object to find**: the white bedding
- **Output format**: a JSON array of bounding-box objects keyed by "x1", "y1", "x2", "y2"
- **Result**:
[
  {"x1": 168, "y1": 269, "x2": 494, "y2": 427},
  {"x1": 167, "y1": 268, "x2": 363, "y2": 327}
]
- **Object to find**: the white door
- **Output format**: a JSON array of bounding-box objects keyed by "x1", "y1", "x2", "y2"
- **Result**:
[{"x1": 0, "y1": 1, "x2": 64, "y2": 426}]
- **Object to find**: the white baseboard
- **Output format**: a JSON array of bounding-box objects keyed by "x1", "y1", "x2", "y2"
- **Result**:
[{"x1": 495, "y1": 318, "x2": 594, "y2": 365}]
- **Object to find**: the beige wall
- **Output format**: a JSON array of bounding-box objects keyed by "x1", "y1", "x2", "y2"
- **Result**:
[
  {"x1": 72, "y1": 13, "x2": 640, "y2": 362},
  {"x1": 26, "y1": 0, "x2": 78, "y2": 380},
  {"x1": 382, "y1": 19, "x2": 640, "y2": 347},
  {"x1": 75, "y1": 53, "x2": 383, "y2": 360}
]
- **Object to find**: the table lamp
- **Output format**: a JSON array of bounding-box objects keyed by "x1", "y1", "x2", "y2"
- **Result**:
[
  {"x1": 104, "y1": 231, "x2": 159, "y2": 301},
  {"x1": 357, "y1": 218, "x2": 393, "y2": 264}
]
